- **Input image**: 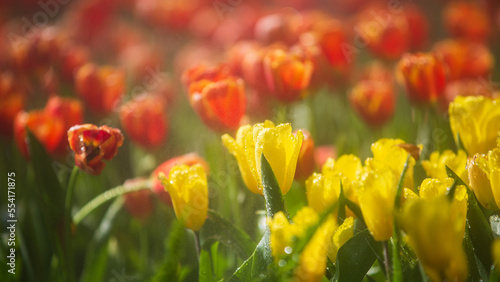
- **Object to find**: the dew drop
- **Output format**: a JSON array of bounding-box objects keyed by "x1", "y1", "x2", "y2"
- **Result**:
[{"x1": 284, "y1": 246, "x2": 292, "y2": 254}]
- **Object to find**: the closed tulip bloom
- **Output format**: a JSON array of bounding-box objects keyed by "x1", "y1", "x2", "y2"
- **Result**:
[
  {"x1": 468, "y1": 148, "x2": 500, "y2": 210},
  {"x1": 401, "y1": 196, "x2": 468, "y2": 282},
  {"x1": 151, "y1": 153, "x2": 209, "y2": 205},
  {"x1": 325, "y1": 155, "x2": 362, "y2": 205},
  {"x1": 0, "y1": 72, "x2": 25, "y2": 137},
  {"x1": 262, "y1": 48, "x2": 313, "y2": 103},
  {"x1": 14, "y1": 110, "x2": 64, "y2": 159},
  {"x1": 253, "y1": 122, "x2": 303, "y2": 195},
  {"x1": 443, "y1": 1, "x2": 491, "y2": 43},
  {"x1": 189, "y1": 76, "x2": 246, "y2": 132},
  {"x1": 368, "y1": 138, "x2": 417, "y2": 190},
  {"x1": 356, "y1": 166, "x2": 398, "y2": 241},
  {"x1": 222, "y1": 122, "x2": 270, "y2": 195},
  {"x1": 422, "y1": 150, "x2": 468, "y2": 184},
  {"x1": 223, "y1": 121, "x2": 303, "y2": 195},
  {"x1": 433, "y1": 39, "x2": 493, "y2": 81},
  {"x1": 349, "y1": 80, "x2": 395, "y2": 127},
  {"x1": 184, "y1": 64, "x2": 246, "y2": 132},
  {"x1": 67, "y1": 124, "x2": 124, "y2": 175},
  {"x1": 75, "y1": 63, "x2": 125, "y2": 114},
  {"x1": 161, "y1": 164, "x2": 208, "y2": 231},
  {"x1": 397, "y1": 53, "x2": 447, "y2": 105},
  {"x1": 306, "y1": 172, "x2": 340, "y2": 214},
  {"x1": 119, "y1": 94, "x2": 168, "y2": 148},
  {"x1": 356, "y1": 5, "x2": 410, "y2": 60},
  {"x1": 449, "y1": 96, "x2": 500, "y2": 155},
  {"x1": 418, "y1": 177, "x2": 468, "y2": 240}
]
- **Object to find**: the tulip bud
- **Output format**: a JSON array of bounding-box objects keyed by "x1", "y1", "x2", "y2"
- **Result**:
[
  {"x1": 397, "y1": 52, "x2": 447, "y2": 105},
  {"x1": 119, "y1": 94, "x2": 168, "y2": 148},
  {"x1": 161, "y1": 164, "x2": 208, "y2": 231},
  {"x1": 67, "y1": 124, "x2": 124, "y2": 175}
]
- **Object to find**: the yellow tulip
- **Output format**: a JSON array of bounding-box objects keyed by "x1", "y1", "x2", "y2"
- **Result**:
[
  {"x1": 449, "y1": 96, "x2": 500, "y2": 155},
  {"x1": 322, "y1": 155, "x2": 362, "y2": 205},
  {"x1": 418, "y1": 178, "x2": 468, "y2": 239},
  {"x1": 328, "y1": 217, "x2": 354, "y2": 262},
  {"x1": 401, "y1": 196, "x2": 468, "y2": 282},
  {"x1": 468, "y1": 147, "x2": 500, "y2": 210},
  {"x1": 295, "y1": 216, "x2": 336, "y2": 282},
  {"x1": 421, "y1": 150, "x2": 468, "y2": 184},
  {"x1": 268, "y1": 207, "x2": 335, "y2": 282},
  {"x1": 222, "y1": 120, "x2": 303, "y2": 195},
  {"x1": 356, "y1": 166, "x2": 399, "y2": 241},
  {"x1": 305, "y1": 172, "x2": 340, "y2": 214},
  {"x1": 368, "y1": 138, "x2": 417, "y2": 190},
  {"x1": 161, "y1": 164, "x2": 208, "y2": 231}
]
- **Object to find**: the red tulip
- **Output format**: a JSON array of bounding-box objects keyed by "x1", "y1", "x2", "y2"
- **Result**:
[
  {"x1": 67, "y1": 124, "x2": 124, "y2": 175},
  {"x1": 14, "y1": 110, "x2": 64, "y2": 159},
  {"x1": 119, "y1": 94, "x2": 168, "y2": 148},
  {"x1": 397, "y1": 53, "x2": 447, "y2": 105},
  {"x1": 75, "y1": 63, "x2": 125, "y2": 114},
  {"x1": 443, "y1": 1, "x2": 491, "y2": 43}
]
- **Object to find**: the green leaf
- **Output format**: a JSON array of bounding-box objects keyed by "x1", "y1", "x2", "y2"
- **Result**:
[
  {"x1": 463, "y1": 227, "x2": 489, "y2": 281},
  {"x1": 261, "y1": 154, "x2": 287, "y2": 218},
  {"x1": 201, "y1": 210, "x2": 256, "y2": 260},
  {"x1": 27, "y1": 130, "x2": 65, "y2": 228},
  {"x1": 200, "y1": 246, "x2": 215, "y2": 282},
  {"x1": 335, "y1": 229, "x2": 383, "y2": 282},
  {"x1": 152, "y1": 220, "x2": 187, "y2": 282},
  {"x1": 228, "y1": 231, "x2": 272, "y2": 282},
  {"x1": 446, "y1": 166, "x2": 493, "y2": 270},
  {"x1": 80, "y1": 198, "x2": 123, "y2": 282}
]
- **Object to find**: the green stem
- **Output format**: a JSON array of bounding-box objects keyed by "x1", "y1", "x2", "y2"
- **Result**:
[
  {"x1": 64, "y1": 166, "x2": 79, "y2": 282},
  {"x1": 194, "y1": 231, "x2": 201, "y2": 258},
  {"x1": 383, "y1": 241, "x2": 392, "y2": 282},
  {"x1": 73, "y1": 179, "x2": 152, "y2": 226}
]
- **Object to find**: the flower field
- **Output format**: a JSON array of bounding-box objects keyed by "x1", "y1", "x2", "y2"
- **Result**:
[{"x1": 1, "y1": 0, "x2": 500, "y2": 281}]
